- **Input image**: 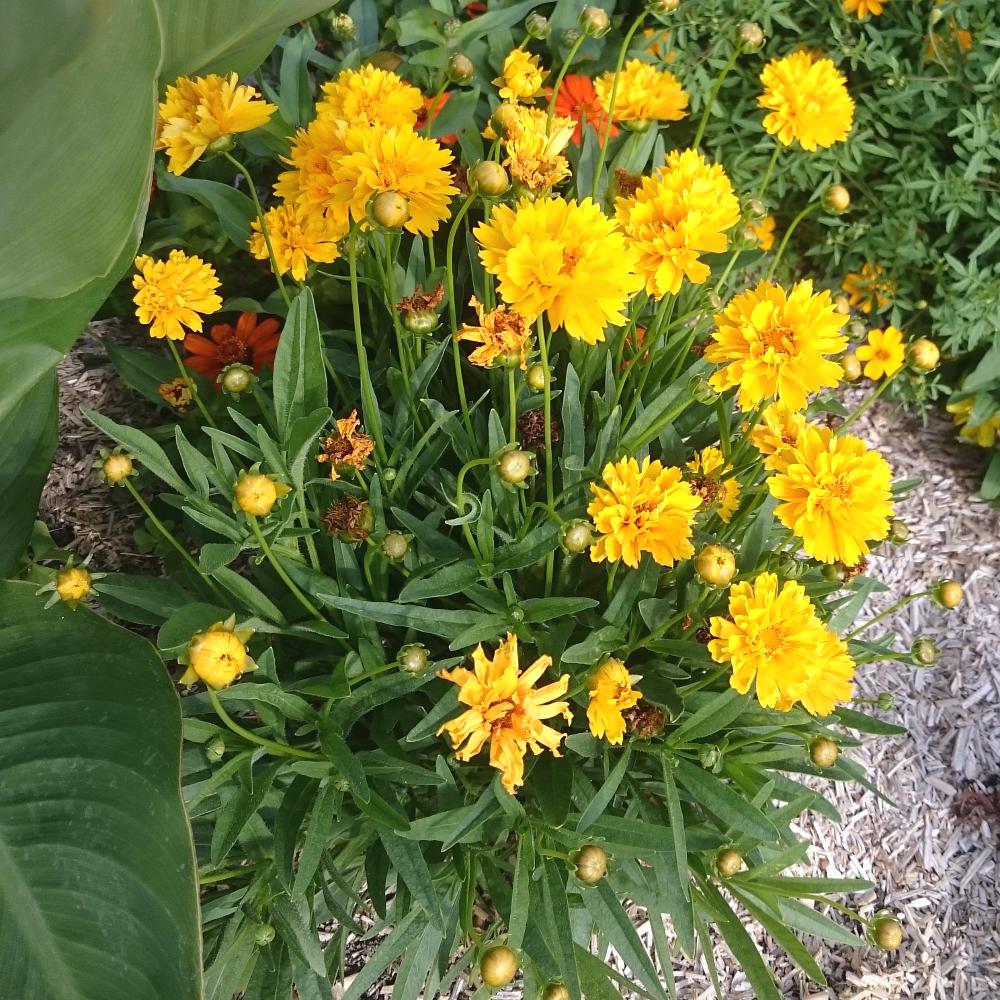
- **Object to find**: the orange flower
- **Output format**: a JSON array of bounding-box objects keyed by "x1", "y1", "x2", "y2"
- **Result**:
[
  {"x1": 184, "y1": 312, "x2": 281, "y2": 384},
  {"x1": 552, "y1": 75, "x2": 618, "y2": 144},
  {"x1": 416, "y1": 91, "x2": 458, "y2": 144}
]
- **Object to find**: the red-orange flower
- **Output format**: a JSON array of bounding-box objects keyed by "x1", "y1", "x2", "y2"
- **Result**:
[
  {"x1": 416, "y1": 91, "x2": 457, "y2": 145},
  {"x1": 553, "y1": 75, "x2": 618, "y2": 144},
  {"x1": 184, "y1": 312, "x2": 281, "y2": 384}
]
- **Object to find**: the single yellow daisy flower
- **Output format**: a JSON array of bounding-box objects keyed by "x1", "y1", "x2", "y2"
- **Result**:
[
  {"x1": 587, "y1": 658, "x2": 642, "y2": 745},
  {"x1": 179, "y1": 618, "x2": 256, "y2": 690},
  {"x1": 594, "y1": 59, "x2": 689, "y2": 126},
  {"x1": 249, "y1": 202, "x2": 342, "y2": 281},
  {"x1": 856, "y1": 325, "x2": 905, "y2": 380},
  {"x1": 132, "y1": 250, "x2": 222, "y2": 341},
  {"x1": 686, "y1": 446, "x2": 740, "y2": 523},
  {"x1": 494, "y1": 49, "x2": 546, "y2": 103},
  {"x1": 841, "y1": 262, "x2": 894, "y2": 314},
  {"x1": 316, "y1": 65, "x2": 423, "y2": 128}
]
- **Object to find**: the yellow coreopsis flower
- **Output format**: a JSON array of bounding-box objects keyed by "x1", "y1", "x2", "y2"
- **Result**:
[
  {"x1": 316, "y1": 65, "x2": 423, "y2": 128},
  {"x1": 179, "y1": 618, "x2": 256, "y2": 690},
  {"x1": 758, "y1": 51, "x2": 854, "y2": 151},
  {"x1": 842, "y1": 262, "x2": 894, "y2": 314},
  {"x1": 750, "y1": 402, "x2": 807, "y2": 472},
  {"x1": 946, "y1": 399, "x2": 1000, "y2": 448},
  {"x1": 494, "y1": 49, "x2": 546, "y2": 102},
  {"x1": 133, "y1": 250, "x2": 223, "y2": 341},
  {"x1": 856, "y1": 325, "x2": 905, "y2": 380},
  {"x1": 275, "y1": 117, "x2": 351, "y2": 229},
  {"x1": 330, "y1": 124, "x2": 458, "y2": 236},
  {"x1": 615, "y1": 149, "x2": 741, "y2": 298},
  {"x1": 249, "y1": 202, "x2": 342, "y2": 281},
  {"x1": 456, "y1": 297, "x2": 531, "y2": 369},
  {"x1": 686, "y1": 447, "x2": 741, "y2": 523},
  {"x1": 768, "y1": 424, "x2": 894, "y2": 565},
  {"x1": 588, "y1": 456, "x2": 700, "y2": 569},
  {"x1": 750, "y1": 215, "x2": 776, "y2": 251},
  {"x1": 475, "y1": 197, "x2": 642, "y2": 346},
  {"x1": 55, "y1": 566, "x2": 93, "y2": 608},
  {"x1": 316, "y1": 411, "x2": 375, "y2": 481},
  {"x1": 504, "y1": 117, "x2": 574, "y2": 195},
  {"x1": 708, "y1": 573, "x2": 855, "y2": 714},
  {"x1": 594, "y1": 59, "x2": 689, "y2": 126},
  {"x1": 705, "y1": 279, "x2": 847, "y2": 412},
  {"x1": 844, "y1": 0, "x2": 887, "y2": 17},
  {"x1": 157, "y1": 73, "x2": 275, "y2": 175},
  {"x1": 587, "y1": 659, "x2": 642, "y2": 745},
  {"x1": 437, "y1": 633, "x2": 572, "y2": 795},
  {"x1": 234, "y1": 471, "x2": 292, "y2": 517}
]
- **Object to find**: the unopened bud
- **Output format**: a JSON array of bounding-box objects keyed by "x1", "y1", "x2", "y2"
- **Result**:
[
  {"x1": 744, "y1": 197, "x2": 767, "y2": 221},
  {"x1": 834, "y1": 294, "x2": 851, "y2": 315},
  {"x1": 809, "y1": 736, "x2": 839, "y2": 768},
  {"x1": 525, "y1": 12, "x2": 551, "y2": 38},
  {"x1": 480, "y1": 946, "x2": 518, "y2": 988},
  {"x1": 823, "y1": 184, "x2": 851, "y2": 214},
  {"x1": 716, "y1": 848, "x2": 743, "y2": 878},
  {"x1": 907, "y1": 337, "x2": 940, "y2": 372},
  {"x1": 328, "y1": 12, "x2": 356, "y2": 41},
  {"x1": 490, "y1": 102, "x2": 520, "y2": 139},
  {"x1": 443, "y1": 16, "x2": 462, "y2": 38},
  {"x1": 398, "y1": 643, "x2": 429, "y2": 674},
  {"x1": 887, "y1": 518, "x2": 909, "y2": 544},
  {"x1": 579, "y1": 5, "x2": 610, "y2": 37},
  {"x1": 870, "y1": 913, "x2": 904, "y2": 952},
  {"x1": 100, "y1": 451, "x2": 135, "y2": 484},
  {"x1": 738, "y1": 21, "x2": 765, "y2": 51},
  {"x1": 935, "y1": 579, "x2": 963, "y2": 609},
  {"x1": 497, "y1": 449, "x2": 534, "y2": 485},
  {"x1": 841, "y1": 350, "x2": 862, "y2": 381},
  {"x1": 648, "y1": 0, "x2": 680, "y2": 12},
  {"x1": 220, "y1": 363, "x2": 253, "y2": 395},
  {"x1": 525, "y1": 363, "x2": 549, "y2": 391},
  {"x1": 696, "y1": 544, "x2": 736, "y2": 587},
  {"x1": 381, "y1": 532, "x2": 410, "y2": 561},
  {"x1": 848, "y1": 317, "x2": 867, "y2": 340},
  {"x1": 470, "y1": 160, "x2": 510, "y2": 198},
  {"x1": 542, "y1": 984, "x2": 570, "y2": 1000},
  {"x1": 447, "y1": 52, "x2": 475, "y2": 84},
  {"x1": 254, "y1": 923, "x2": 276, "y2": 946},
  {"x1": 561, "y1": 520, "x2": 594, "y2": 555},
  {"x1": 691, "y1": 376, "x2": 718, "y2": 404},
  {"x1": 369, "y1": 191, "x2": 410, "y2": 230},
  {"x1": 911, "y1": 636, "x2": 938, "y2": 666},
  {"x1": 574, "y1": 844, "x2": 609, "y2": 884},
  {"x1": 561, "y1": 27, "x2": 582, "y2": 46},
  {"x1": 877, "y1": 692, "x2": 895, "y2": 711},
  {"x1": 206, "y1": 735, "x2": 227, "y2": 761}
]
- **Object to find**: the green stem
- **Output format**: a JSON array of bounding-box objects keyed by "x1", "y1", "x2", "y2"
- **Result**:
[
  {"x1": 295, "y1": 492, "x2": 321, "y2": 571},
  {"x1": 455, "y1": 457, "x2": 494, "y2": 561},
  {"x1": 537, "y1": 318, "x2": 555, "y2": 595},
  {"x1": 621, "y1": 294, "x2": 675, "y2": 422},
  {"x1": 248, "y1": 515, "x2": 327, "y2": 623},
  {"x1": 166, "y1": 339, "x2": 216, "y2": 428},
  {"x1": 839, "y1": 373, "x2": 895, "y2": 433},
  {"x1": 223, "y1": 151, "x2": 291, "y2": 309},
  {"x1": 546, "y1": 33, "x2": 587, "y2": 136},
  {"x1": 208, "y1": 689, "x2": 322, "y2": 760},
  {"x1": 628, "y1": 610, "x2": 690, "y2": 655},
  {"x1": 198, "y1": 863, "x2": 259, "y2": 886},
  {"x1": 757, "y1": 144, "x2": 782, "y2": 200},
  {"x1": 447, "y1": 195, "x2": 478, "y2": 447},
  {"x1": 590, "y1": 11, "x2": 648, "y2": 201},
  {"x1": 692, "y1": 47, "x2": 740, "y2": 150},
  {"x1": 348, "y1": 231, "x2": 387, "y2": 464},
  {"x1": 765, "y1": 202, "x2": 820, "y2": 280},
  {"x1": 843, "y1": 591, "x2": 931, "y2": 641},
  {"x1": 507, "y1": 366, "x2": 518, "y2": 444}
]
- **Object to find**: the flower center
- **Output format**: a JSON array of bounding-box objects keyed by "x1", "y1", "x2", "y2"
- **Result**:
[
  {"x1": 759, "y1": 624, "x2": 786, "y2": 653},
  {"x1": 760, "y1": 322, "x2": 796, "y2": 354},
  {"x1": 216, "y1": 331, "x2": 251, "y2": 365},
  {"x1": 560, "y1": 248, "x2": 581, "y2": 275}
]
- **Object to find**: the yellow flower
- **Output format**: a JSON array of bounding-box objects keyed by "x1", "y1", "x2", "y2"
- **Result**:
[
  {"x1": 758, "y1": 51, "x2": 854, "y2": 151},
  {"x1": 275, "y1": 117, "x2": 352, "y2": 229},
  {"x1": 587, "y1": 659, "x2": 642, "y2": 745},
  {"x1": 588, "y1": 456, "x2": 700, "y2": 569},
  {"x1": 856, "y1": 325, "x2": 905, "y2": 380},
  {"x1": 477, "y1": 197, "x2": 642, "y2": 345},
  {"x1": 494, "y1": 49, "x2": 545, "y2": 102},
  {"x1": 456, "y1": 297, "x2": 531, "y2": 369},
  {"x1": 595, "y1": 59, "x2": 689, "y2": 125},
  {"x1": 750, "y1": 215, "x2": 776, "y2": 251},
  {"x1": 708, "y1": 573, "x2": 855, "y2": 715},
  {"x1": 157, "y1": 73, "x2": 275, "y2": 175},
  {"x1": 750, "y1": 402, "x2": 807, "y2": 472},
  {"x1": 842, "y1": 262, "x2": 894, "y2": 314},
  {"x1": 330, "y1": 124, "x2": 458, "y2": 237},
  {"x1": 615, "y1": 149, "x2": 740, "y2": 298},
  {"x1": 158, "y1": 378, "x2": 192, "y2": 412},
  {"x1": 55, "y1": 566, "x2": 92, "y2": 608},
  {"x1": 437, "y1": 633, "x2": 572, "y2": 795},
  {"x1": 234, "y1": 471, "x2": 292, "y2": 517},
  {"x1": 179, "y1": 618, "x2": 256, "y2": 690},
  {"x1": 316, "y1": 411, "x2": 375, "y2": 481},
  {"x1": 133, "y1": 250, "x2": 222, "y2": 341},
  {"x1": 843, "y1": 0, "x2": 887, "y2": 17},
  {"x1": 249, "y1": 202, "x2": 342, "y2": 281},
  {"x1": 686, "y1": 447, "x2": 740, "y2": 523},
  {"x1": 316, "y1": 65, "x2": 423, "y2": 128},
  {"x1": 504, "y1": 118, "x2": 574, "y2": 195},
  {"x1": 768, "y1": 424, "x2": 894, "y2": 565},
  {"x1": 946, "y1": 399, "x2": 1000, "y2": 448},
  {"x1": 705, "y1": 279, "x2": 846, "y2": 412}
]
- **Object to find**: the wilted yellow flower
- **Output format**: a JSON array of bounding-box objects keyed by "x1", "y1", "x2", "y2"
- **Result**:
[
  {"x1": 615, "y1": 149, "x2": 740, "y2": 298},
  {"x1": 595, "y1": 59, "x2": 688, "y2": 126},
  {"x1": 133, "y1": 250, "x2": 223, "y2": 341},
  {"x1": 158, "y1": 378, "x2": 192, "y2": 412},
  {"x1": 588, "y1": 456, "x2": 700, "y2": 568},
  {"x1": 708, "y1": 573, "x2": 854, "y2": 714},
  {"x1": 587, "y1": 659, "x2": 642, "y2": 745},
  {"x1": 686, "y1": 447, "x2": 740, "y2": 523},
  {"x1": 750, "y1": 402, "x2": 807, "y2": 472},
  {"x1": 317, "y1": 411, "x2": 375, "y2": 481},
  {"x1": 750, "y1": 215, "x2": 776, "y2": 251},
  {"x1": 437, "y1": 633, "x2": 572, "y2": 795},
  {"x1": 946, "y1": 399, "x2": 1000, "y2": 448},
  {"x1": 842, "y1": 262, "x2": 894, "y2": 314},
  {"x1": 234, "y1": 471, "x2": 292, "y2": 517},
  {"x1": 504, "y1": 117, "x2": 574, "y2": 194},
  {"x1": 494, "y1": 49, "x2": 545, "y2": 102},
  {"x1": 843, "y1": 0, "x2": 887, "y2": 17},
  {"x1": 331, "y1": 124, "x2": 458, "y2": 236},
  {"x1": 249, "y1": 202, "x2": 342, "y2": 280},
  {"x1": 856, "y1": 325, "x2": 905, "y2": 380},
  {"x1": 769, "y1": 424, "x2": 894, "y2": 565},
  {"x1": 179, "y1": 618, "x2": 256, "y2": 690},
  {"x1": 456, "y1": 297, "x2": 531, "y2": 369},
  {"x1": 476, "y1": 197, "x2": 642, "y2": 346},
  {"x1": 316, "y1": 65, "x2": 423, "y2": 128},
  {"x1": 758, "y1": 51, "x2": 854, "y2": 151},
  {"x1": 706, "y1": 279, "x2": 846, "y2": 412},
  {"x1": 157, "y1": 73, "x2": 275, "y2": 175},
  {"x1": 55, "y1": 566, "x2": 93, "y2": 608}
]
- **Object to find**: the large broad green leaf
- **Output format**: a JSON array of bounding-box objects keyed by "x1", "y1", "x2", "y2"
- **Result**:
[{"x1": 0, "y1": 581, "x2": 202, "y2": 1000}]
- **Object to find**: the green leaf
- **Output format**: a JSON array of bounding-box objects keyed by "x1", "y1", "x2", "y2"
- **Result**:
[
  {"x1": 379, "y1": 830, "x2": 444, "y2": 931},
  {"x1": 316, "y1": 592, "x2": 499, "y2": 639},
  {"x1": 0, "y1": 581, "x2": 201, "y2": 1000},
  {"x1": 577, "y1": 748, "x2": 631, "y2": 834},
  {"x1": 84, "y1": 408, "x2": 188, "y2": 494},
  {"x1": 318, "y1": 723, "x2": 369, "y2": 802},
  {"x1": 668, "y1": 689, "x2": 746, "y2": 745},
  {"x1": 270, "y1": 894, "x2": 326, "y2": 978},
  {"x1": 157, "y1": 601, "x2": 230, "y2": 653},
  {"x1": 272, "y1": 288, "x2": 327, "y2": 443},
  {"x1": 659, "y1": 758, "x2": 689, "y2": 902},
  {"x1": 540, "y1": 860, "x2": 581, "y2": 1000},
  {"x1": 672, "y1": 758, "x2": 779, "y2": 843},
  {"x1": 155, "y1": 169, "x2": 256, "y2": 246},
  {"x1": 531, "y1": 753, "x2": 573, "y2": 828},
  {"x1": 507, "y1": 830, "x2": 535, "y2": 950}
]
